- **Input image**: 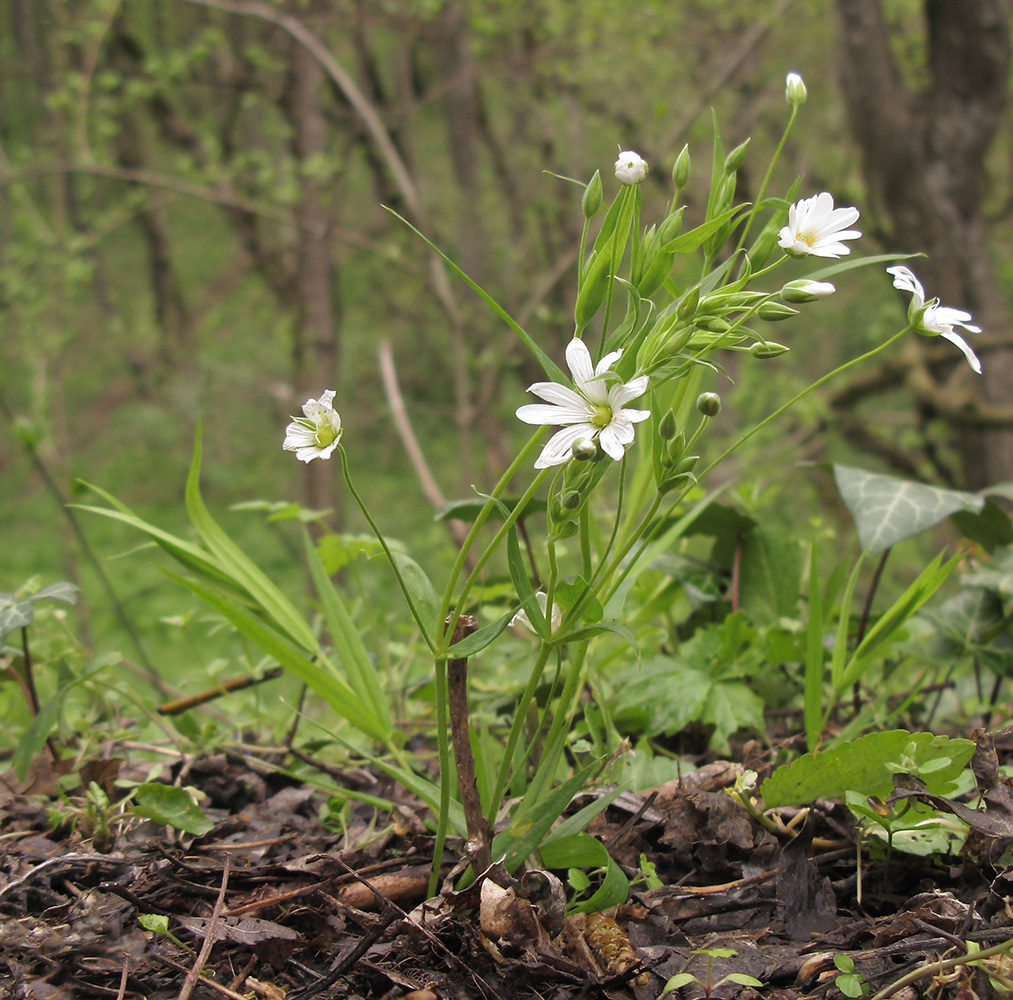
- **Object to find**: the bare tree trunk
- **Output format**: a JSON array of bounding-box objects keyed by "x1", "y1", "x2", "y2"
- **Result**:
[
  {"x1": 833, "y1": 0, "x2": 1013, "y2": 488},
  {"x1": 287, "y1": 42, "x2": 341, "y2": 522}
]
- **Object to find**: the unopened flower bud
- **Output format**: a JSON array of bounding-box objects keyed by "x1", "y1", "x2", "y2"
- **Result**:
[
  {"x1": 758, "y1": 301, "x2": 800, "y2": 321},
  {"x1": 675, "y1": 455, "x2": 699, "y2": 475},
  {"x1": 785, "y1": 72, "x2": 807, "y2": 107},
  {"x1": 553, "y1": 519, "x2": 579, "y2": 539},
  {"x1": 781, "y1": 279, "x2": 836, "y2": 303},
  {"x1": 696, "y1": 315, "x2": 731, "y2": 333},
  {"x1": 724, "y1": 139, "x2": 750, "y2": 174},
  {"x1": 659, "y1": 206, "x2": 685, "y2": 244},
  {"x1": 572, "y1": 438, "x2": 598, "y2": 461},
  {"x1": 696, "y1": 392, "x2": 721, "y2": 417},
  {"x1": 750, "y1": 341, "x2": 791, "y2": 359},
  {"x1": 561, "y1": 489, "x2": 582, "y2": 510},
  {"x1": 615, "y1": 150, "x2": 648, "y2": 185},
  {"x1": 672, "y1": 144, "x2": 691, "y2": 189},
  {"x1": 581, "y1": 170, "x2": 603, "y2": 219},
  {"x1": 677, "y1": 285, "x2": 700, "y2": 321},
  {"x1": 658, "y1": 411, "x2": 678, "y2": 440}
]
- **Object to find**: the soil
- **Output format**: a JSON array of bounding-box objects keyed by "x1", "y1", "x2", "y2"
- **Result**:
[{"x1": 3, "y1": 740, "x2": 1013, "y2": 1000}]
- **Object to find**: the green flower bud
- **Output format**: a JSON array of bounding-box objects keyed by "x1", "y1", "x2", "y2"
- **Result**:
[
  {"x1": 750, "y1": 341, "x2": 790, "y2": 359},
  {"x1": 672, "y1": 144, "x2": 691, "y2": 189},
  {"x1": 571, "y1": 438, "x2": 598, "y2": 462},
  {"x1": 658, "y1": 410, "x2": 678, "y2": 440},
  {"x1": 780, "y1": 279, "x2": 836, "y2": 303},
  {"x1": 757, "y1": 301, "x2": 800, "y2": 321},
  {"x1": 696, "y1": 392, "x2": 721, "y2": 416},
  {"x1": 552, "y1": 519, "x2": 579, "y2": 539},
  {"x1": 663, "y1": 430, "x2": 687, "y2": 467},
  {"x1": 677, "y1": 285, "x2": 700, "y2": 321},
  {"x1": 581, "y1": 170, "x2": 603, "y2": 219},
  {"x1": 561, "y1": 489, "x2": 582, "y2": 510},
  {"x1": 659, "y1": 206, "x2": 685, "y2": 244},
  {"x1": 696, "y1": 315, "x2": 731, "y2": 333},
  {"x1": 674, "y1": 455, "x2": 699, "y2": 475},
  {"x1": 658, "y1": 473, "x2": 693, "y2": 494},
  {"x1": 723, "y1": 138, "x2": 750, "y2": 174},
  {"x1": 785, "y1": 72, "x2": 807, "y2": 108}
]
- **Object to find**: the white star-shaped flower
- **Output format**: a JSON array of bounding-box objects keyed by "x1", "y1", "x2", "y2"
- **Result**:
[
  {"x1": 510, "y1": 592, "x2": 564, "y2": 635},
  {"x1": 283, "y1": 390, "x2": 343, "y2": 462},
  {"x1": 887, "y1": 265, "x2": 982, "y2": 374},
  {"x1": 517, "y1": 339, "x2": 650, "y2": 469},
  {"x1": 778, "y1": 192, "x2": 861, "y2": 258}
]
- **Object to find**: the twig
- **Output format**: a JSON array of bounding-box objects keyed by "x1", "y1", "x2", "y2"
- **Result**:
[
  {"x1": 157, "y1": 668, "x2": 283, "y2": 715},
  {"x1": 115, "y1": 953, "x2": 130, "y2": 1000},
  {"x1": 287, "y1": 906, "x2": 402, "y2": 1000},
  {"x1": 377, "y1": 341, "x2": 468, "y2": 550},
  {"x1": 178, "y1": 854, "x2": 231, "y2": 1000},
  {"x1": 154, "y1": 954, "x2": 249, "y2": 1000},
  {"x1": 446, "y1": 614, "x2": 492, "y2": 875},
  {"x1": 869, "y1": 934, "x2": 1013, "y2": 1000}
]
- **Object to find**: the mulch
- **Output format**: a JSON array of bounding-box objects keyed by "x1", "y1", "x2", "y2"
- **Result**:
[{"x1": 2, "y1": 746, "x2": 1012, "y2": 1000}]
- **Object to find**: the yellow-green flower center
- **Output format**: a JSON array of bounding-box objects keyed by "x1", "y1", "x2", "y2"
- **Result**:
[
  {"x1": 314, "y1": 423, "x2": 338, "y2": 448},
  {"x1": 590, "y1": 403, "x2": 613, "y2": 429}
]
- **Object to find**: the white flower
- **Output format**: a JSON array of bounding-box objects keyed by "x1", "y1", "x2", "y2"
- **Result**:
[
  {"x1": 516, "y1": 338, "x2": 650, "y2": 469},
  {"x1": 785, "y1": 72, "x2": 807, "y2": 107},
  {"x1": 511, "y1": 592, "x2": 563, "y2": 635},
  {"x1": 778, "y1": 192, "x2": 861, "y2": 258},
  {"x1": 615, "y1": 150, "x2": 648, "y2": 185},
  {"x1": 887, "y1": 265, "x2": 982, "y2": 374},
  {"x1": 283, "y1": 390, "x2": 343, "y2": 462}
]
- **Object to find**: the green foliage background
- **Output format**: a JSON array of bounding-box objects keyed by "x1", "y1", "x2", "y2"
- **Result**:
[{"x1": 2, "y1": 0, "x2": 1009, "y2": 742}]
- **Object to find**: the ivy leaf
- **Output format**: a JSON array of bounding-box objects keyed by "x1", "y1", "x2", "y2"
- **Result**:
[{"x1": 834, "y1": 464, "x2": 984, "y2": 554}]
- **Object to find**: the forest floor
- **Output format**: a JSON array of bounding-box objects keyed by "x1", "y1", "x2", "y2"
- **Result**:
[{"x1": 3, "y1": 739, "x2": 1013, "y2": 1000}]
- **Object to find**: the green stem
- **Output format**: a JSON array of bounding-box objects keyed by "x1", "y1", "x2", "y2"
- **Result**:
[
  {"x1": 486, "y1": 641, "x2": 554, "y2": 821},
  {"x1": 697, "y1": 327, "x2": 912, "y2": 483},
  {"x1": 429, "y1": 655, "x2": 451, "y2": 897},
  {"x1": 734, "y1": 106, "x2": 797, "y2": 258},
  {"x1": 338, "y1": 445, "x2": 436, "y2": 653},
  {"x1": 437, "y1": 430, "x2": 546, "y2": 633},
  {"x1": 442, "y1": 468, "x2": 552, "y2": 650}
]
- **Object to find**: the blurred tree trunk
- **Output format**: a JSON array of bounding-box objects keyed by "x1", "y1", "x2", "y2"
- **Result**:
[
  {"x1": 286, "y1": 42, "x2": 341, "y2": 522},
  {"x1": 833, "y1": 0, "x2": 1013, "y2": 489}
]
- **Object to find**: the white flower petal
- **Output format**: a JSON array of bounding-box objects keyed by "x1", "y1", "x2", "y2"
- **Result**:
[
  {"x1": 778, "y1": 192, "x2": 861, "y2": 258},
  {"x1": 534, "y1": 424, "x2": 598, "y2": 468},
  {"x1": 516, "y1": 401, "x2": 593, "y2": 426},
  {"x1": 524, "y1": 381, "x2": 589, "y2": 410},
  {"x1": 565, "y1": 338, "x2": 595, "y2": 385},
  {"x1": 940, "y1": 330, "x2": 983, "y2": 375},
  {"x1": 608, "y1": 375, "x2": 649, "y2": 408}
]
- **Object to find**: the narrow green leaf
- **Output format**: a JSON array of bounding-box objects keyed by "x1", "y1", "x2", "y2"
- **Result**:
[
  {"x1": 492, "y1": 761, "x2": 599, "y2": 873},
  {"x1": 661, "y1": 206, "x2": 746, "y2": 253},
  {"x1": 830, "y1": 556, "x2": 865, "y2": 692},
  {"x1": 803, "y1": 544, "x2": 824, "y2": 751},
  {"x1": 448, "y1": 611, "x2": 514, "y2": 656},
  {"x1": 508, "y1": 525, "x2": 544, "y2": 634},
  {"x1": 305, "y1": 534, "x2": 391, "y2": 738},
  {"x1": 840, "y1": 551, "x2": 959, "y2": 691},
  {"x1": 14, "y1": 690, "x2": 67, "y2": 781},
  {"x1": 166, "y1": 571, "x2": 389, "y2": 743},
  {"x1": 184, "y1": 427, "x2": 317, "y2": 651},
  {"x1": 387, "y1": 551, "x2": 440, "y2": 642},
  {"x1": 74, "y1": 502, "x2": 246, "y2": 598},
  {"x1": 384, "y1": 208, "x2": 566, "y2": 383}
]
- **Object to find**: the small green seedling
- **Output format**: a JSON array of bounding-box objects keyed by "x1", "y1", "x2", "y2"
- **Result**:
[
  {"x1": 661, "y1": 947, "x2": 763, "y2": 998},
  {"x1": 833, "y1": 954, "x2": 868, "y2": 997}
]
